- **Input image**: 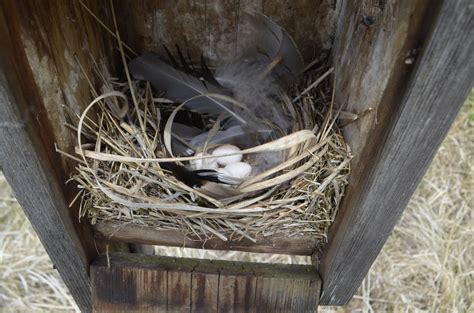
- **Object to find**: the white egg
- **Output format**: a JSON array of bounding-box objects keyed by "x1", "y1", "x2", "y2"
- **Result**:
[
  {"x1": 212, "y1": 144, "x2": 242, "y2": 165},
  {"x1": 190, "y1": 152, "x2": 217, "y2": 170},
  {"x1": 223, "y1": 162, "x2": 252, "y2": 179}
]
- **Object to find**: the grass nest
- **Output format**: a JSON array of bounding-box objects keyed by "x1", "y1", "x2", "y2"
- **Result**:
[{"x1": 62, "y1": 58, "x2": 351, "y2": 244}]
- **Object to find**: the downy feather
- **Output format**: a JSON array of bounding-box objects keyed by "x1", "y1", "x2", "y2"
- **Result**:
[
  {"x1": 241, "y1": 11, "x2": 305, "y2": 82},
  {"x1": 213, "y1": 12, "x2": 304, "y2": 133}
]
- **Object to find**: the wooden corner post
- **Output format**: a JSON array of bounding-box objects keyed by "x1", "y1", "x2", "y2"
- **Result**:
[
  {"x1": 0, "y1": 3, "x2": 95, "y2": 312},
  {"x1": 319, "y1": 0, "x2": 474, "y2": 305}
]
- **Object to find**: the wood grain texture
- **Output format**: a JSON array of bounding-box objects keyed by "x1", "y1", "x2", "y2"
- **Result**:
[
  {"x1": 320, "y1": 0, "x2": 474, "y2": 304},
  {"x1": 93, "y1": 221, "x2": 320, "y2": 255},
  {"x1": 114, "y1": 0, "x2": 338, "y2": 64},
  {"x1": 331, "y1": 0, "x2": 431, "y2": 165},
  {"x1": 262, "y1": 0, "x2": 339, "y2": 61},
  {"x1": 91, "y1": 253, "x2": 320, "y2": 312},
  {"x1": 191, "y1": 267, "x2": 219, "y2": 312},
  {"x1": 4, "y1": 0, "x2": 116, "y2": 172},
  {"x1": 115, "y1": 0, "x2": 208, "y2": 62},
  {"x1": 0, "y1": 70, "x2": 93, "y2": 313},
  {"x1": 0, "y1": 2, "x2": 102, "y2": 311},
  {"x1": 167, "y1": 271, "x2": 192, "y2": 312},
  {"x1": 92, "y1": 266, "x2": 168, "y2": 313},
  {"x1": 218, "y1": 273, "x2": 257, "y2": 312},
  {"x1": 0, "y1": 2, "x2": 131, "y2": 311},
  {"x1": 255, "y1": 277, "x2": 319, "y2": 313}
]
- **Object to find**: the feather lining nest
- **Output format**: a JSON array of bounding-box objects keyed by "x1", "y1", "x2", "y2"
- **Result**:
[{"x1": 61, "y1": 60, "x2": 351, "y2": 245}]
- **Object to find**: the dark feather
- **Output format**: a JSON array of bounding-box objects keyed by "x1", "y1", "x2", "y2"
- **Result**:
[
  {"x1": 210, "y1": 12, "x2": 303, "y2": 133},
  {"x1": 128, "y1": 52, "x2": 246, "y2": 124},
  {"x1": 201, "y1": 55, "x2": 220, "y2": 86},
  {"x1": 171, "y1": 122, "x2": 203, "y2": 155},
  {"x1": 160, "y1": 162, "x2": 224, "y2": 187},
  {"x1": 175, "y1": 44, "x2": 196, "y2": 76},
  {"x1": 162, "y1": 44, "x2": 180, "y2": 69},
  {"x1": 172, "y1": 123, "x2": 203, "y2": 141}
]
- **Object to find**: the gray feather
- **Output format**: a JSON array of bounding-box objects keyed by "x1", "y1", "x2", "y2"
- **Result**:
[
  {"x1": 172, "y1": 123, "x2": 203, "y2": 140},
  {"x1": 212, "y1": 12, "x2": 303, "y2": 133},
  {"x1": 242, "y1": 11, "x2": 304, "y2": 80},
  {"x1": 215, "y1": 60, "x2": 292, "y2": 132},
  {"x1": 170, "y1": 123, "x2": 203, "y2": 155},
  {"x1": 190, "y1": 125, "x2": 273, "y2": 149},
  {"x1": 170, "y1": 140, "x2": 191, "y2": 156},
  {"x1": 128, "y1": 53, "x2": 246, "y2": 124}
]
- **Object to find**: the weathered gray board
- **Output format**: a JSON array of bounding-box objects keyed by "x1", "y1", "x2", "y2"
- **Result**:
[
  {"x1": 320, "y1": 0, "x2": 474, "y2": 304},
  {"x1": 0, "y1": 37, "x2": 93, "y2": 313},
  {"x1": 91, "y1": 253, "x2": 321, "y2": 312}
]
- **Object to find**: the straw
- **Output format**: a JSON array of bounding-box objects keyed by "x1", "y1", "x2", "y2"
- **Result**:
[
  {"x1": 62, "y1": 61, "x2": 351, "y2": 243},
  {"x1": 60, "y1": 1, "x2": 352, "y2": 243}
]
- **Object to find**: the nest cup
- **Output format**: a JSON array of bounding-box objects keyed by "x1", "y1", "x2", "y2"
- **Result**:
[{"x1": 65, "y1": 55, "x2": 351, "y2": 246}]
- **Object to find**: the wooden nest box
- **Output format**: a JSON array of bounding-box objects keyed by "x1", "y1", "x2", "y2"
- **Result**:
[{"x1": 0, "y1": 1, "x2": 472, "y2": 312}]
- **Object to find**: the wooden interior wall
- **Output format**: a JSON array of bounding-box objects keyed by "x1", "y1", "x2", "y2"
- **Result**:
[
  {"x1": 115, "y1": 0, "x2": 340, "y2": 64},
  {"x1": 1, "y1": 0, "x2": 126, "y2": 245},
  {"x1": 6, "y1": 0, "x2": 117, "y2": 168},
  {"x1": 2, "y1": 0, "x2": 340, "y2": 171},
  {"x1": 0, "y1": 1, "x2": 120, "y2": 311},
  {"x1": 331, "y1": 0, "x2": 431, "y2": 166}
]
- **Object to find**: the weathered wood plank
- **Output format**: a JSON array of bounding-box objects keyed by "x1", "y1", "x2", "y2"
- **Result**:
[
  {"x1": 205, "y1": 0, "x2": 240, "y2": 62},
  {"x1": 0, "y1": 2, "x2": 103, "y2": 311},
  {"x1": 0, "y1": 72, "x2": 93, "y2": 312},
  {"x1": 92, "y1": 266, "x2": 168, "y2": 313},
  {"x1": 253, "y1": 264, "x2": 320, "y2": 313},
  {"x1": 255, "y1": 277, "x2": 318, "y2": 313},
  {"x1": 320, "y1": 0, "x2": 474, "y2": 305},
  {"x1": 236, "y1": 0, "x2": 264, "y2": 54},
  {"x1": 91, "y1": 253, "x2": 321, "y2": 312},
  {"x1": 6, "y1": 0, "x2": 116, "y2": 172},
  {"x1": 167, "y1": 271, "x2": 192, "y2": 312},
  {"x1": 94, "y1": 221, "x2": 320, "y2": 255},
  {"x1": 263, "y1": 0, "x2": 339, "y2": 61},
  {"x1": 115, "y1": 0, "x2": 208, "y2": 62},
  {"x1": 114, "y1": 0, "x2": 338, "y2": 63},
  {"x1": 191, "y1": 265, "x2": 219, "y2": 313},
  {"x1": 218, "y1": 273, "x2": 257, "y2": 313},
  {"x1": 331, "y1": 0, "x2": 431, "y2": 165}
]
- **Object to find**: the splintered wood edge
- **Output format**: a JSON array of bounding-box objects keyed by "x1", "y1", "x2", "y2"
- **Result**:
[
  {"x1": 93, "y1": 222, "x2": 321, "y2": 256},
  {"x1": 91, "y1": 252, "x2": 321, "y2": 280}
]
